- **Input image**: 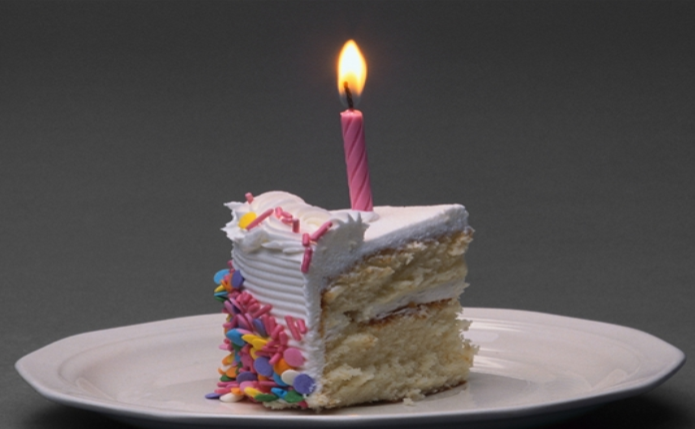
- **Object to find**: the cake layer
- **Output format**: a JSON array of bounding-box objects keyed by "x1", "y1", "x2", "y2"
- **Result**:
[{"x1": 307, "y1": 298, "x2": 476, "y2": 409}]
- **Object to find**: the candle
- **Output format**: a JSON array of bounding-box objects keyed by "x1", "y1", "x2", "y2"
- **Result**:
[{"x1": 338, "y1": 40, "x2": 373, "y2": 212}]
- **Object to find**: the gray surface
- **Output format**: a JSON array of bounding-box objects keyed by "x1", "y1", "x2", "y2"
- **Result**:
[{"x1": 1, "y1": 1, "x2": 693, "y2": 428}]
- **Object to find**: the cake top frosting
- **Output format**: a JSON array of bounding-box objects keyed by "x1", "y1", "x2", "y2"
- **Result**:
[{"x1": 223, "y1": 191, "x2": 470, "y2": 280}]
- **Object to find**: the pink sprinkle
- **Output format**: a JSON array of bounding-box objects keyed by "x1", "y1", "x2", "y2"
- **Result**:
[
  {"x1": 261, "y1": 315, "x2": 272, "y2": 334},
  {"x1": 218, "y1": 344, "x2": 229, "y2": 351},
  {"x1": 215, "y1": 388, "x2": 231, "y2": 394},
  {"x1": 274, "y1": 207, "x2": 283, "y2": 218},
  {"x1": 310, "y1": 221, "x2": 333, "y2": 242},
  {"x1": 222, "y1": 322, "x2": 233, "y2": 329},
  {"x1": 281, "y1": 217, "x2": 293, "y2": 225},
  {"x1": 271, "y1": 324, "x2": 283, "y2": 339},
  {"x1": 245, "y1": 192, "x2": 254, "y2": 203},
  {"x1": 302, "y1": 233, "x2": 310, "y2": 247},
  {"x1": 237, "y1": 315, "x2": 250, "y2": 330},
  {"x1": 227, "y1": 260, "x2": 234, "y2": 269},
  {"x1": 283, "y1": 347, "x2": 305, "y2": 367},
  {"x1": 229, "y1": 315, "x2": 239, "y2": 329},
  {"x1": 259, "y1": 380, "x2": 278, "y2": 387},
  {"x1": 301, "y1": 247, "x2": 313, "y2": 273},
  {"x1": 297, "y1": 318, "x2": 307, "y2": 334},
  {"x1": 253, "y1": 304, "x2": 273, "y2": 318},
  {"x1": 248, "y1": 303, "x2": 260, "y2": 314},
  {"x1": 292, "y1": 219, "x2": 300, "y2": 233},
  {"x1": 269, "y1": 352, "x2": 282, "y2": 365},
  {"x1": 246, "y1": 208, "x2": 273, "y2": 230},
  {"x1": 236, "y1": 329, "x2": 252, "y2": 335},
  {"x1": 268, "y1": 316, "x2": 276, "y2": 333},
  {"x1": 281, "y1": 211, "x2": 293, "y2": 219},
  {"x1": 279, "y1": 331, "x2": 289, "y2": 345},
  {"x1": 224, "y1": 338, "x2": 231, "y2": 344},
  {"x1": 285, "y1": 315, "x2": 302, "y2": 341},
  {"x1": 217, "y1": 381, "x2": 239, "y2": 388}
]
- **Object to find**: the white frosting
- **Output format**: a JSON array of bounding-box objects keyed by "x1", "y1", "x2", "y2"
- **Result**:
[{"x1": 223, "y1": 191, "x2": 470, "y2": 388}]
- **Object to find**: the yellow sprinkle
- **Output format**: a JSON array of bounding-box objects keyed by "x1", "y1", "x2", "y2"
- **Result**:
[
  {"x1": 214, "y1": 284, "x2": 226, "y2": 293},
  {"x1": 238, "y1": 212, "x2": 257, "y2": 229},
  {"x1": 244, "y1": 387, "x2": 262, "y2": 397},
  {"x1": 250, "y1": 348, "x2": 258, "y2": 359}
]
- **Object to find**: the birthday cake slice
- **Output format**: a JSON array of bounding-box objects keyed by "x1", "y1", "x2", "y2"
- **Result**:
[{"x1": 208, "y1": 191, "x2": 476, "y2": 409}]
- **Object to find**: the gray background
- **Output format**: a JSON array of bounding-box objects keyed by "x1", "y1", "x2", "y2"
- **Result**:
[{"x1": 1, "y1": 1, "x2": 693, "y2": 428}]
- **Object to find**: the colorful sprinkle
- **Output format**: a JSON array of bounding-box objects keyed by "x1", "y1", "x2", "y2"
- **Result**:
[
  {"x1": 245, "y1": 192, "x2": 254, "y2": 203},
  {"x1": 231, "y1": 271, "x2": 244, "y2": 289},
  {"x1": 220, "y1": 392, "x2": 245, "y2": 403},
  {"x1": 246, "y1": 208, "x2": 274, "y2": 230},
  {"x1": 238, "y1": 212, "x2": 257, "y2": 229},
  {"x1": 283, "y1": 348, "x2": 305, "y2": 367},
  {"x1": 237, "y1": 371, "x2": 258, "y2": 382},
  {"x1": 254, "y1": 356, "x2": 274, "y2": 377},
  {"x1": 293, "y1": 374, "x2": 316, "y2": 395},
  {"x1": 310, "y1": 221, "x2": 333, "y2": 242},
  {"x1": 280, "y1": 369, "x2": 300, "y2": 386},
  {"x1": 214, "y1": 269, "x2": 230, "y2": 284},
  {"x1": 205, "y1": 392, "x2": 221, "y2": 400},
  {"x1": 301, "y1": 247, "x2": 313, "y2": 273},
  {"x1": 252, "y1": 318, "x2": 267, "y2": 337},
  {"x1": 283, "y1": 390, "x2": 305, "y2": 404}
]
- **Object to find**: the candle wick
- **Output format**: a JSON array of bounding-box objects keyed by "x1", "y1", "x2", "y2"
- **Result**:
[{"x1": 343, "y1": 81, "x2": 354, "y2": 109}]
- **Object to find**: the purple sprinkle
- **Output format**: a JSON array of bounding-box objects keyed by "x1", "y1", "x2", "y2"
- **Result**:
[
  {"x1": 293, "y1": 373, "x2": 316, "y2": 395},
  {"x1": 254, "y1": 356, "x2": 274, "y2": 377},
  {"x1": 253, "y1": 318, "x2": 267, "y2": 337},
  {"x1": 236, "y1": 371, "x2": 258, "y2": 383},
  {"x1": 205, "y1": 392, "x2": 221, "y2": 400},
  {"x1": 232, "y1": 271, "x2": 244, "y2": 289}
]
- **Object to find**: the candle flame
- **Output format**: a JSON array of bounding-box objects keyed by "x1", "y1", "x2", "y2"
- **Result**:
[{"x1": 338, "y1": 40, "x2": 367, "y2": 105}]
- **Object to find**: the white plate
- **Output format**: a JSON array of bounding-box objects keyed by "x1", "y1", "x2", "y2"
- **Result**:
[{"x1": 16, "y1": 308, "x2": 684, "y2": 429}]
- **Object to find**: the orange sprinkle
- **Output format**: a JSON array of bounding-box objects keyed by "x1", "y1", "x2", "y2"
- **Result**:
[
  {"x1": 273, "y1": 358, "x2": 291, "y2": 374},
  {"x1": 225, "y1": 367, "x2": 237, "y2": 378}
]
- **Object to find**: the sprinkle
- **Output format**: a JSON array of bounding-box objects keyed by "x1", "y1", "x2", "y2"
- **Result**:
[
  {"x1": 280, "y1": 369, "x2": 299, "y2": 385},
  {"x1": 296, "y1": 318, "x2": 307, "y2": 334},
  {"x1": 227, "y1": 260, "x2": 234, "y2": 269},
  {"x1": 231, "y1": 271, "x2": 245, "y2": 289},
  {"x1": 282, "y1": 389, "x2": 304, "y2": 404},
  {"x1": 214, "y1": 284, "x2": 227, "y2": 293},
  {"x1": 262, "y1": 315, "x2": 273, "y2": 336},
  {"x1": 283, "y1": 348, "x2": 305, "y2": 367},
  {"x1": 271, "y1": 387, "x2": 287, "y2": 398},
  {"x1": 293, "y1": 374, "x2": 316, "y2": 395},
  {"x1": 214, "y1": 269, "x2": 230, "y2": 284},
  {"x1": 245, "y1": 192, "x2": 254, "y2": 203},
  {"x1": 254, "y1": 356, "x2": 274, "y2": 377},
  {"x1": 271, "y1": 324, "x2": 283, "y2": 339},
  {"x1": 285, "y1": 315, "x2": 302, "y2": 341},
  {"x1": 302, "y1": 233, "x2": 310, "y2": 247},
  {"x1": 236, "y1": 372, "x2": 258, "y2": 383},
  {"x1": 243, "y1": 386, "x2": 262, "y2": 397},
  {"x1": 292, "y1": 219, "x2": 300, "y2": 233},
  {"x1": 272, "y1": 372, "x2": 289, "y2": 387},
  {"x1": 274, "y1": 207, "x2": 284, "y2": 218},
  {"x1": 301, "y1": 247, "x2": 313, "y2": 273},
  {"x1": 246, "y1": 208, "x2": 273, "y2": 230},
  {"x1": 269, "y1": 352, "x2": 282, "y2": 365},
  {"x1": 218, "y1": 344, "x2": 229, "y2": 351},
  {"x1": 259, "y1": 380, "x2": 278, "y2": 387},
  {"x1": 205, "y1": 392, "x2": 221, "y2": 400},
  {"x1": 255, "y1": 393, "x2": 279, "y2": 402},
  {"x1": 279, "y1": 331, "x2": 289, "y2": 345},
  {"x1": 310, "y1": 221, "x2": 333, "y2": 242},
  {"x1": 226, "y1": 329, "x2": 246, "y2": 347},
  {"x1": 273, "y1": 358, "x2": 292, "y2": 375},
  {"x1": 252, "y1": 318, "x2": 267, "y2": 337},
  {"x1": 252, "y1": 304, "x2": 273, "y2": 318},
  {"x1": 238, "y1": 212, "x2": 257, "y2": 229}
]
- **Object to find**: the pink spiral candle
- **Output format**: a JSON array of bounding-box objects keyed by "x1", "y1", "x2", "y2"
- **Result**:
[{"x1": 341, "y1": 109, "x2": 373, "y2": 211}]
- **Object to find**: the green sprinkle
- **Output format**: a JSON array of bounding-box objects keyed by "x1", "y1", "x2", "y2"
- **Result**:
[
  {"x1": 214, "y1": 296, "x2": 226, "y2": 303},
  {"x1": 255, "y1": 393, "x2": 278, "y2": 402},
  {"x1": 283, "y1": 390, "x2": 304, "y2": 404},
  {"x1": 220, "y1": 375, "x2": 232, "y2": 382}
]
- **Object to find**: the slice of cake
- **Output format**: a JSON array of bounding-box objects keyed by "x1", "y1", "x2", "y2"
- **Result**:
[{"x1": 207, "y1": 191, "x2": 476, "y2": 409}]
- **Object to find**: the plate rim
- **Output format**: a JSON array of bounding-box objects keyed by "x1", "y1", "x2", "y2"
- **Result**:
[{"x1": 15, "y1": 307, "x2": 686, "y2": 427}]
